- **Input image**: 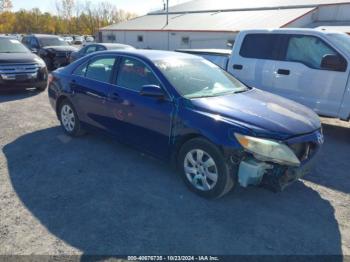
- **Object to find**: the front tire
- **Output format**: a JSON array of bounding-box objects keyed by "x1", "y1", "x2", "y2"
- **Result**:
[
  {"x1": 59, "y1": 99, "x2": 84, "y2": 137},
  {"x1": 177, "y1": 138, "x2": 234, "y2": 199}
]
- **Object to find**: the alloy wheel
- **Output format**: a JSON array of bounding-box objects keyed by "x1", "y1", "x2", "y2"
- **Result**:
[
  {"x1": 61, "y1": 104, "x2": 75, "y2": 132},
  {"x1": 184, "y1": 149, "x2": 218, "y2": 191}
]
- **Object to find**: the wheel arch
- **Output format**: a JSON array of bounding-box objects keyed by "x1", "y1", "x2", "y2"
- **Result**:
[
  {"x1": 56, "y1": 95, "x2": 70, "y2": 119},
  {"x1": 171, "y1": 133, "x2": 226, "y2": 167}
]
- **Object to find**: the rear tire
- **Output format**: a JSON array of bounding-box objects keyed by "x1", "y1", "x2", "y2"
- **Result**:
[
  {"x1": 36, "y1": 85, "x2": 47, "y2": 92},
  {"x1": 177, "y1": 138, "x2": 234, "y2": 199},
  {"x1": 59, "y1": 99, "x2": 85, "y2": 137}
]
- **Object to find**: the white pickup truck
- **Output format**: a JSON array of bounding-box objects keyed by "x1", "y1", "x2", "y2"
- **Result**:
[{"x1": 180, "y1": 29, "x2": 350, "y2": 121}]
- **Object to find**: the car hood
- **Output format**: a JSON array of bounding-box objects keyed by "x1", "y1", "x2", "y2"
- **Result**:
[
  {"x1": 43, "y1": 46, "x2": 77, "y2": 52},
  {"x1": 189, "y1": 88, "x2": 321, "y2": 139},
  {"x1": 0, "y1": 52, "x2": 40, "y2": 64}
]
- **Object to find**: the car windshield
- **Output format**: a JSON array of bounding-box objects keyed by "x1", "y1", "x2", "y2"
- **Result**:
[
  {"x1": 155, "y1": 57, "x2": 248, "y2": 99},
  {"x1": 328, "y1": 33, "x2": 350, "y2": 54},
  {"x1": 0, "y1": 38, "x2": 30, "y2": 53},
  {"x1": 39, "y1": 37, "x2": 68, "y2": 47},
  {"x1": 199, "y1": 54, "x2": 229, "y2": 69}
]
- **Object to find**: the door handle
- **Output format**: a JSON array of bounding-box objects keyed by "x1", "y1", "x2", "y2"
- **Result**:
[
  {"x1": 233, "y1": 64, "x2": 243, "y2": 70},
  {"x1": 277, "y1": 69, "x2": 290, "y2": 75},
  {"x1": 108, "y1": 92, "x2": 120, "y2": 100}
]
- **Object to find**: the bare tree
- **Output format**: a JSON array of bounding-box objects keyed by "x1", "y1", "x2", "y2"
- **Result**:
[
  {"x1": 0, "y1": 0, "x2": 13, "y2": 12},
  {"x1": 55, "y1": 0, "x2": 75, "y2": 20}
]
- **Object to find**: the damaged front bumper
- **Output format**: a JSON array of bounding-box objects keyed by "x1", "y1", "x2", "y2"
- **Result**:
[
  {"x1": 260, "y1": 156, "x2": 317, "y2": 192},
  {"x1": 230, "y1": 129, "x2": 323, "y2": 192}
]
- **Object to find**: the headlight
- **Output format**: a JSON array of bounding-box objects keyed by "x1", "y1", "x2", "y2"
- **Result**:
[
  {"x1": 34, "y1": 57, "x2": 46, "y2": 68},
  {"x1": 235, "y1": 133, "x2": 300, "y2": 167}
]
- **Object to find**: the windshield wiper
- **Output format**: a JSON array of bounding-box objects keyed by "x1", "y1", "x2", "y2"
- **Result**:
[
  {"x1": 187, "y1": 89, "x2": 248, "y2": 99},
  {"x1": 232, "y1": 88, "x2": 249, "y2": 94}
]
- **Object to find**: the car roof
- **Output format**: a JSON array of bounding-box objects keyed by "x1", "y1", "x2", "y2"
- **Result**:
[
  {"x1": 176, "y1": 49, "x2": 231, "y2": 55},
  {"x1": 102, "y1": 43, "x2": 134, "y2": 49},
  {"x1": 30, "y1": 34, "x2": 61, "y2": 38},
  {"x1": 85, "y1": 49, "x2": 201, "y2": 62}
]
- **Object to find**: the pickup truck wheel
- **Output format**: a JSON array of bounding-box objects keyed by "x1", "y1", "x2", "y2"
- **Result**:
[
  {"x1": 59, "y1": 99, "x2": 84, "y2": 137},
  {"x1": 178, "y1": 138, "x2": 234, "y2": 199}
]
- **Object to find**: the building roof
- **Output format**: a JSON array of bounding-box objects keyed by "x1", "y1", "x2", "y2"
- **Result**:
[
  {"x1": 307, "y1": 21, "x2": 350, "y2": 33},
  {"x1": 152, "y1": 0, "x2": 350, "y2": 14},
  {"x1": 101, "y1": 8, "x2": 314, "y2": 32}
]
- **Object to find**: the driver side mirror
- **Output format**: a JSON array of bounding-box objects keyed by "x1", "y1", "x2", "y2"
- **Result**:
[
  {"x1": 140, "y1": 85, "x2": 165, "y2": 99},
  {"x1": 321, "y1": 54, "x2": 347, "y2": 72}
]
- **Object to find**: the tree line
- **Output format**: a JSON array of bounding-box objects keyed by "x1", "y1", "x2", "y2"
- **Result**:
[{"x1": 0, "y1": 0, "x2": 137, "y2": 36}]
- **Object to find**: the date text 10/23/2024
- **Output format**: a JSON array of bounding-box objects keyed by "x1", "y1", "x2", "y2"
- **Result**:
[{"x1": 127, "y1": 256, "x2": 220, "y2": 261}]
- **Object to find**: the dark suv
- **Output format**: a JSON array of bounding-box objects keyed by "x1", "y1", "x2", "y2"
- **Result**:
[
  {"x1": 0, "y1": 36, "x2": 48, "y2": 91},
  {"x1": 22, "y1": 34, "x2": 78, "y2": 70}
]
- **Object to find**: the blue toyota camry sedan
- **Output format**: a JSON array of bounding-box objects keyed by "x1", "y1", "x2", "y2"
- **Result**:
[{"x1": 48, "y1": 50, "x2": 324, "y2": 198}]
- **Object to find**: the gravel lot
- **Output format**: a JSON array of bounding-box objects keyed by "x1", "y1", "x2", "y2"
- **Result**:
[{"x1": 0, "y1": 90, "x2": 349, "y2": 256}]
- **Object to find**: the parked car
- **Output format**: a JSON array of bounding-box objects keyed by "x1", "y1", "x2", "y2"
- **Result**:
[
  {"x1": 85, "y1": 36, "x2": 94, "y2": 43},
  {"x1": 22, "y1": 34, "x2": 78, "y2": 70},
  {"x1": 73, "y1": 35, "x2": 84, "y2": 45},
  {"x1": 69, "y1": 43, "x2": 135, "y2": 63},
  {"x1": 176, "y1": 49, "x2": 231, "y2": 70},
  {"x1": 220, "y1": 28, "x2": 350, "y2": 122},
  {"x1": 48, "y1": 50, "x2": 323, "y2": 198},
  {"x1": 63, "y1": 36, "x2": 74, "y2": 45},
  {"x1": 0, "y1": 36, "x2": 48, "y2": 91}
]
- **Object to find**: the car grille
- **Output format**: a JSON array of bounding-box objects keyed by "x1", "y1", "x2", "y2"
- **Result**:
[
  {"x1": 0, "y1": 63, "x2": 40, "y2": 80},
  {"x1": 289, "y1": 142, "x2": 317, "y2": 161}
]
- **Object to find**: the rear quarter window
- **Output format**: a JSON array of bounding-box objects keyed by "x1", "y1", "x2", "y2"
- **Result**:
[
  {"x1": 73, "y1": 62, "x2": 88, "y2": 77},
  {"x1": 240, "y1": 34, "x2": 281, "y2": 60}
]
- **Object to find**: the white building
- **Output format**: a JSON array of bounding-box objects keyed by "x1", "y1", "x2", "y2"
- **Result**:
[{"x1": 99, "y1": 0, "x2": 350, "y2": 50}]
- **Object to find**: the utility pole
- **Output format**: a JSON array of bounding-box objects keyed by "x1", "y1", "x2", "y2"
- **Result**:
[{"x1": 166, "y1": 0, "x2": 169, "y2": 25}]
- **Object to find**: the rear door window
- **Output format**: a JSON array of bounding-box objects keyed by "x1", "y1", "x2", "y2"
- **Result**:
[
  {"x1": 85, "y1": 57, "x2": 116, "y2": 83},
  {"x1": 85, "y1": 45, "x2": 97, "y2": 54},
  {"x1": 240, "y1": 34, "x2": 281, "y2": 60},
  {"x1": 96, "y1": 45, "x2": 106, "y2": 51}
]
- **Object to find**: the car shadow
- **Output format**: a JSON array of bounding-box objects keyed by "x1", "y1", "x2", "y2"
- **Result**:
[
  {"x1": 3, "y1": 127, "x2": 342, "y2": 256},
  {"x1": 0, "y1": 89, "x2": 42, "y2": 103},
  {"x1": 302, "y1": 123, "x2": 350, "y2": 194}
]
